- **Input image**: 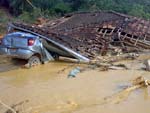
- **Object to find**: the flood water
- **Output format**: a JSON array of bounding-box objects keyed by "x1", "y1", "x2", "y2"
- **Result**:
[{"x1": 0, "y1": 58, "x2": 150, "y2": 113}]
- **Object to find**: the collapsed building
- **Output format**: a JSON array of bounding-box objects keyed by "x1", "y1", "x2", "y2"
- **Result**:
[{"x1": 10, "y1": 11, "x2": 150, "y2": 60}]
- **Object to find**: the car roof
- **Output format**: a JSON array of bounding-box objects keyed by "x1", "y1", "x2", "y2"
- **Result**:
[{"x1": 6, "y1": 32, "x2": 38, "y2": 39}]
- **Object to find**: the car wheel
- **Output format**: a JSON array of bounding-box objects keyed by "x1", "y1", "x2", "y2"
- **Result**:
[{"x1": 28, "y1": 55, "x2": 41, "y2": 67}]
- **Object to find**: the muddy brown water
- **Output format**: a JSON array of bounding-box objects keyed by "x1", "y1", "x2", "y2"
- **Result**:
[
  {"x1": 0, "y1": 55, "x2": 150, "y2": 113},
  {"x1": 0, "y1": 56, "x2": 26, "y2": 72}
]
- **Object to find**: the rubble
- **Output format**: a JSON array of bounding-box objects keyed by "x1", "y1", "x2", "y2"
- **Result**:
[
  {"x1": 144, "y1": 59, "x2": 150, "y2": 71},
  {"x1": 132, "y1": 76, "x2": 150, "y2": 87},
  {"x1": 103, "y1": 76, "x2": 150, "y2": 104},
  {"x1": 9, "y1": 11, "x2": 150, "y2": 60},
  {"x1": 68, "y1": 67, "x2": 81, "y2": 78},
  {"x1": 108, "y1": 64, "x2": 128, "y2": 70}
]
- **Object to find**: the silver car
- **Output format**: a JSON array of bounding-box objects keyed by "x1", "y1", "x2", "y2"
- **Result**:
[
  {"x1": 0, "y1": 31, "x2": 90, "y2": 67},
  {"x1": 0, "y1": 32, "x2": 53, "y2": 66}
]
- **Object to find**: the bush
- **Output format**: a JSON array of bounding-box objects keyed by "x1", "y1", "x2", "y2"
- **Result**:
[{"x1": 18, "y1": 8, "x2": 44, "y2": 23}]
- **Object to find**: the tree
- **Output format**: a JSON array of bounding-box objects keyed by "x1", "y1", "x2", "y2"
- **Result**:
[
  {"x1": 54, "y1": 2, "x2": 71, "y2": 16},
  {"x1": 8, "y1": 0, "x2": 32, "y2": 15},
  {"x1": 129, "y1": 4, "x2": 144, "y2": 17},
  {"x1": 1, "y1": 0, "x2": 150, "y2": 19}
]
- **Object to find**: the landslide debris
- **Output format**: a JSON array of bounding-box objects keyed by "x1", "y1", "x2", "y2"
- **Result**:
[{"x1": 10, "y1": 11, "x2": 150, "y2": 59}]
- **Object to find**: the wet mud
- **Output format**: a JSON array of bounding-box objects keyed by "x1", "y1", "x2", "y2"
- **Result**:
[
  {"x1": 0, "y1": 55, "x2": 150, "y2": 113},
  {"x1": 0, "y1": 55, "x2": 26, "y2": 72}
]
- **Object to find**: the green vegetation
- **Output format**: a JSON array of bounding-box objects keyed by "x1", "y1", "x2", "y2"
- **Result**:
[
  {"x1": 0, "y1": 8, "x2": 11, "y2": 33},
  {"x1": 1, "y1": 0, "x2": 150, "y2": 22}
]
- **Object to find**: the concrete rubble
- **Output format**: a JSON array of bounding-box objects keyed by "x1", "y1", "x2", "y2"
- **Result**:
[{"x1": 9, "y1": 11, "x2": 150, "y2": 60}]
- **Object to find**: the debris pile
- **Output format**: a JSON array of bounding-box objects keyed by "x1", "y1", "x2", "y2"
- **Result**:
[
  {"x1": 144, "y1": 59, "x2": 150, "y2": 71},
  {"x1": 103, "y1": 76, "x2": 150, "y2": 104},
  {"x1": 11, "y1": 11, "x2": 150, "y2": 59}
]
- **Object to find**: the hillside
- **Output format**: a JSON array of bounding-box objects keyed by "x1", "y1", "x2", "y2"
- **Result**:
[
  {"x1": 1, "y1": 0, "x2": 150, "y2": 19},
  {"x1": 0, "y1": 7, "x2": 12, "y2": 34},
  {"x1": 1, "y1": 0, "x2": 150, "y2": 34}
]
